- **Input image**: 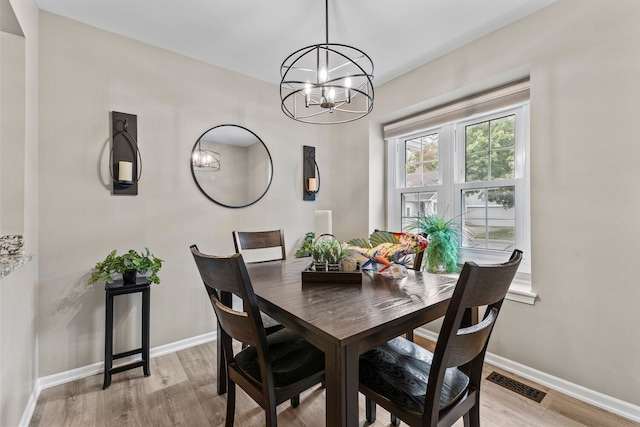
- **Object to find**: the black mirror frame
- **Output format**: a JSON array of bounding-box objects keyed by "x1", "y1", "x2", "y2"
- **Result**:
[{"x1": 190, "y1": 124, "x2": 274, "y2": 209}]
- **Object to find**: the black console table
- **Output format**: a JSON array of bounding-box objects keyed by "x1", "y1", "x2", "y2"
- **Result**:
[{"x1": 103, "y1": 277, "x2": 150, "y2": 389}]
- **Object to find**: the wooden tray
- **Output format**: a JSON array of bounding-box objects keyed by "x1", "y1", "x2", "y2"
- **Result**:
[{"x1": 301, "y1": 263, "x2": 362, "y2": 285}]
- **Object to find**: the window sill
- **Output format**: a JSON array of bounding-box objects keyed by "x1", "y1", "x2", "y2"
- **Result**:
[
  {"x1": 440, "y1": 273, "x2": 536, "y2": 305},
  {"x1": 505, "y1": 278, "x2": 536, "y2": 305},
  {"x1": 0, "y1": 254, "x2": 34, "y2": 279}
]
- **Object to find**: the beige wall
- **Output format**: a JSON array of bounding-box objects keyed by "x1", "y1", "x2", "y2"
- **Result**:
[
  {"x1": 37, "y1": 11, "x2": 334, "y2": 377},
  {"x1": 365, "y1": 0, "x2": 640, "y2": 406},
  {"x1": 0, "y1": 0, "x2": 39, "y2": 425}
]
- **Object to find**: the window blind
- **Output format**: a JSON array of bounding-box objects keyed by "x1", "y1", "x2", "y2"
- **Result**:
[{"x1": 383, "y1": 80, "x2": 530, "y2": 140}]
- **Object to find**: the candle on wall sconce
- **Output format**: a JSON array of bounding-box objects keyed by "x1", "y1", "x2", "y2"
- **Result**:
[
  {"x1": 303, "y1": 145, "x2": 320, "y2": 201},
  {"x1": 308, "y1": 177, "x2": 317, "y2": 193},
  {"x1": 118, "y1": 161, "x2": 133, "y2": 183}
]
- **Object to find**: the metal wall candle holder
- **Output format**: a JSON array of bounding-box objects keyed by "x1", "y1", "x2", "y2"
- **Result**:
[
  {"x1": 110, "y1": 111, "x2": 141, "y2": 195},
  {"x1": 303, "y1": 145, "x2": 320, "y2": 201}
]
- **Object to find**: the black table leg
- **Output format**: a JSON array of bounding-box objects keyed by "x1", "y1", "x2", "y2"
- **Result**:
[
  {"x1": 142, "y1": 286, "x2": 150, "y2": 376},
  {"x1": 103, "y1": 291, "x2": 114, "y2": 389}
]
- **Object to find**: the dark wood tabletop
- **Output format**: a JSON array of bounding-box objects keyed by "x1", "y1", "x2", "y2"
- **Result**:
[{"x1": 245, "y1": 258, "x2": 457, "y2": 427}]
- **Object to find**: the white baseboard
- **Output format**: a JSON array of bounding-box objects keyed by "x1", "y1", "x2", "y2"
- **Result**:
[
  {"x1": 21, "y1": 331, "x2": 217, "y2": 426},
  {"x1": 18, "y1": 382, "x2": 41, "y2": 427},
  {"x1": 414, "y1": 328, "x2": 640, "y2": 423}
]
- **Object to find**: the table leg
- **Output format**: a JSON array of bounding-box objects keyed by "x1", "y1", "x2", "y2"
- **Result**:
[
  {"x1": 103, "y1": 292, "x2": 113, "y2": 389},
  {"x1": 216, "y1": 291, "x2": 232, "y2": 395},
  {"x1": 216, "y1": 321, "x2": 227, "y2": 395},
  {"x1": 325, "y1": 343, "x2": 360, "y2": 427},
  {"x1": 462, "y1": 306, "x2": 479, "y2": 326},
  {"x1": 142, "y1": 287, "x2": 150, "y2": 376}
]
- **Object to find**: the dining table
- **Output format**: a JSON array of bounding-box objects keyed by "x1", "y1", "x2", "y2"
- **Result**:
[{"x1": 218, "y1": 257, "x2": 457, "y2": 427}]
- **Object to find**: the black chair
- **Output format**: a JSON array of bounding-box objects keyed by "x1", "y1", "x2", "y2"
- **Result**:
[
  {"x1": 232, "y1": 230, "x2": 285, "y2": 337},
  {"x1": 233, "y1": 229, "x2": 286, "y2": 263},
  {"x1": 359, "y1": 250, "x2": 523, "y2": 427},
  {"x1": 191, "y1": 246, "x2": 325, "y2": 427}
]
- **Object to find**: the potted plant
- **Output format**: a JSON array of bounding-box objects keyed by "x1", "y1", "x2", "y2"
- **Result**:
[
  {"x1": 410, "y1": 215, "x2": 468, "y2": 274},
  {"x1": 89, "y1": 248, "x2": 163, "y2": 285},
  {"x1": 310, "y1": 235, "x2": 349, "y2": 272},
  {"x1": 326, "y1": 239, "x2": 348, "y2": 271},
  {"x1": 294, "y1": 232, "x2": 315, "y2": 257},
  {"x1": 310, "y1": 238, "x2": 330, "y2": 271}
]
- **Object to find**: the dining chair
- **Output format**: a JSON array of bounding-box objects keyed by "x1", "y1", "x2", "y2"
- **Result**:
[
  {"x1": 232, "y1": 229, "x2": 286, "y2": 336},
  {"x1": 190, "y1": 246, "x2": 325, "y2": 427},
  {"x1": 359, "y1": 249, "x2": 523, "y2": 427},
  {"x1": 233, "y1": 229, "x2": 286, "y2": 263}
]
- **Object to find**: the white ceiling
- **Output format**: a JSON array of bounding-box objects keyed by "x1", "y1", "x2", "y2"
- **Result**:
[{"x1": 35, "y1": 0, "x2": 557, "y2": 86}]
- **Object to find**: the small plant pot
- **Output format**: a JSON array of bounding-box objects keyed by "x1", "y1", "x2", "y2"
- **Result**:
[
  {"x1": 314, "y1": 262, "x2": 327, "y2": 272},
  {"x1": 341, "y1": 258, "x2": 358, "y2": 272},
  {"x1": 327, "y1": 263, "x2": 341, "y2": 272},
  {"x1": 123, "y1": 269, "x2": 137, "y2": 284}
]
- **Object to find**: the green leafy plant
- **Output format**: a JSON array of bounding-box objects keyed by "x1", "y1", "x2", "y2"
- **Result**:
[
  {"x1": 295, "y1": 232, "x2": 315, "y2": 257},
  {"x1": 89, "y1": 248, "x2": 164, "y2": 284},
  {"x1": 326, "y1": 240, "x2": 348, "y2": 265},
  {"x1": 311, "y1": 239, "x2": 331, "y2": 264},
  {"x1": 310, "y1": 235, "x2": 348, "y2": 267},
  {"x1": 410, "y1": 215, "x2": 469, "y2": 273}
]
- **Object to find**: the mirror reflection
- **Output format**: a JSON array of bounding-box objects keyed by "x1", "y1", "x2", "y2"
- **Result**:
[{"x1": 191, "y1": 124, "x2": 273, "y2": 208}]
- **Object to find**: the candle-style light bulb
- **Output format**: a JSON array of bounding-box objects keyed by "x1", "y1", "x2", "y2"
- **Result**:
[
  {"x1": 345, "y1": 76, "x2": 352, "y2": 103},
  {"x1": 319, "y1": 67, "x2": 328, "y2": 83},
  {"x1": 304, "y1": 81, "x2": 311, "y2": 107}
]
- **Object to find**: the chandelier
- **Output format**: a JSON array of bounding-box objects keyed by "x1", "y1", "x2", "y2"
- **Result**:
[
  {"x1": 280, "y1": 0, "x2": 374, "y2": 124},
  {"x1": 192, "y1": 141, "x2": 221, "y2": 172}
]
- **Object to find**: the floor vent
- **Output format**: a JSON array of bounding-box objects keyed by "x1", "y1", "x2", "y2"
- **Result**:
[{"x1": 486, "y1": 371, "x2": 546, "y2": 403}]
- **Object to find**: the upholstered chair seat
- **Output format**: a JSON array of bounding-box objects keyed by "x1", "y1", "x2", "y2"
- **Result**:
[
  {"x1": 360, "y1": 336, "x2": 470, "y2": 413},
  {"x1": 235, "y1": 328, "x2": 324, "y2": 388},
  {"x1": 261, "y1": 313, "x2": 284, "y2": 334}
]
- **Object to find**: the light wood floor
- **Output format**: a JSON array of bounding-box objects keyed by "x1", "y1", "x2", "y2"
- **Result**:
[{"x1": 29, "y1": 337, "x2": 638, "y2": 427}]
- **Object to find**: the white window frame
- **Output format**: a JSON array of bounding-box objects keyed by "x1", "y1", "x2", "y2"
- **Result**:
[{"x1": 385, "y1": 82, "x2": 535, "y2": 304}]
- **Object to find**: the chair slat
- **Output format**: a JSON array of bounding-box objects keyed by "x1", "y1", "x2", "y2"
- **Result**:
[
  {"x1": 233, "y1": 230, "x2": 286, "y2": 261},
  {"x1": 212, "y1": 299, "x2": 259, "y2": 348}
]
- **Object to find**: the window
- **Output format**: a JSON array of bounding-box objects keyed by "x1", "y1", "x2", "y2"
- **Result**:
[
  {"x1": 385, "y1": 82, "x2": 533, "y2": 297},
  {"x1": 457, "y1": 111, "x2": 523, "y2": 257}
]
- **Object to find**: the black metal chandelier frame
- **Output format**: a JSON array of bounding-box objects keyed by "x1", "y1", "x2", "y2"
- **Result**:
[{"x1": 279, "y1": 0, "x2": 374, "y2": 124}]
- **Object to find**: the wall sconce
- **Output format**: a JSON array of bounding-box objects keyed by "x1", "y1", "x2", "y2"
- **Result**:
[
  {"x1": 303, "y1": 145, "x2": 320, "y2": 201},
  {"x1": 110, "y1": 111, "x2": 141, "y2": 195}
]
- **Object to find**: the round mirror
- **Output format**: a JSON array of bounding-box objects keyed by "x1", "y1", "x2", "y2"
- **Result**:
[{"x1": 190, "y1": 124, "x2": 273, "y2": 208}]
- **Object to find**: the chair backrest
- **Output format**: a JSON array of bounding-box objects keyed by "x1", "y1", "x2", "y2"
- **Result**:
[
  {"x1": 190, "y1": 245, "x2": 273, "y2": 386},
  {"x1": 232, "y1": 229, "x2": 286, "y2": 263},
  {"x1": 424, "y1": 249, "x2": 523, "y2": 423},
  {"x1": 412, "y1": 246, "x2": 425, "y2": 271}
]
